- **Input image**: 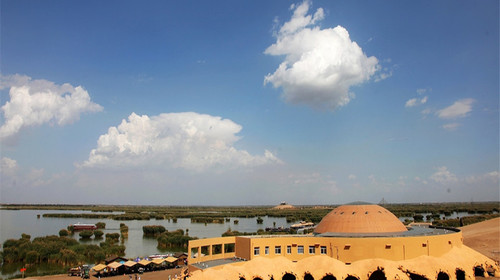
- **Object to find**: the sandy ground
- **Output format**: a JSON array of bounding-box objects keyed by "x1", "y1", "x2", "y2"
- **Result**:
[
  {"x1": 14, "y1": 217, "x2": 500, "y2": 280},
  {"x1": 460, "y1": 217, "x2": 500, "y2": 262}
]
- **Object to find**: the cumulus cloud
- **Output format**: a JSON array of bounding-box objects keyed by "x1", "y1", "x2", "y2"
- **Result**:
[
  {"x1": 81, "y1": 112, "x2": 282, "y2": 171},
  {"x1": 430, "y1": 166, "x2": 458, "y2": 184},
  {"x1": 0, "y1": 74, "x2": 103, "y2": 141},
  {"x1": 437, "y1": 98, "x2": 475, "y2": 119},
  {"x1": 264, "y1": 0, "x2": 380, "y2": 110}
]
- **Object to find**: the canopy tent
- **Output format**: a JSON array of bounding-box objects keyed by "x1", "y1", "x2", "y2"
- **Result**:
[
  {"x1": 165, "y1": 256, "x2": 178, "y2": 263},
  {"x1": 124, "y1": 260, "x2": 137, "y2": 267},
  {"x1": 92, "y1": 264, "x2": 107, "y2": 272},
  {"x1": 151, "y1": 258, "x2": 165, "y2": 265},
  {"x1": 107, "y1": 261, "x2": 123, "y2": 270},
  {"x1": 138, "y1": 260, "x2": 151, "y2": 266}
]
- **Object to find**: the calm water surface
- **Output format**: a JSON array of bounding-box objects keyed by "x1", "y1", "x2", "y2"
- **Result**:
[{"x1": 0, "y1": 209, "x2": 292, "y2": 258}]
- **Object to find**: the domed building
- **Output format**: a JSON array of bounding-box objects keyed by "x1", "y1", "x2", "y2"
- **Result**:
[
  {"x1": 314, "y1": 204, "x2": 408, "y2": 234},
  {"x1": 186, "y1": 204, "x2": 499, "y2": 280}
]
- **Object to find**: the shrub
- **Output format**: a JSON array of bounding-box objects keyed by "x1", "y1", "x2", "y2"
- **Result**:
[
  {"x1": 105, "y1": 233, "x2": 120, "y2": 243},
  {"x1": 142, "y1": 225, "x2": 166, "y2": 236},
  {"x1": 157, "y1": 229, "x2": 196, "y2": 249},
  {"x1": 0, "y1": 234, "x2": 116, "y2": 266},
  {"x1": 79, "y1": 230, "x2": 93, "y2": 239},
  {"x1": 94, "y1": 230, "x2": 104, "y2": 239},
  {"x1": 96, "y1": 222, "x2": 106, "y2": 229},
  {"x1": 59, "y1": 229, "x2": 69, "y2": 237}
]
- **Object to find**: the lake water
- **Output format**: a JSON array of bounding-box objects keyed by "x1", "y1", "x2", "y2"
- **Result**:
[{"x1": 0, "y1": 209, "x2": 293, "y2": 258}]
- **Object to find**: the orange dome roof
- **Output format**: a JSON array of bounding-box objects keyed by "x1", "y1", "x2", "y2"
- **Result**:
[{"x1": 314, "y1": 204, "x2": 407, "y2": 234}]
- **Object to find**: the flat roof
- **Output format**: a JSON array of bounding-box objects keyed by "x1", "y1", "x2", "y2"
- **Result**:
[
  {"x1": 240, "y1": 225, "x2": 459, "y2": 239},
  {"x1": 316, "y1": 225, "x2": 459, "y2": 237}
]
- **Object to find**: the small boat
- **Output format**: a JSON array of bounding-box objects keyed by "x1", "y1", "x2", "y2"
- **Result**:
[{"x1": 71, "y1": 223, "x2": 97, "y2": 230}]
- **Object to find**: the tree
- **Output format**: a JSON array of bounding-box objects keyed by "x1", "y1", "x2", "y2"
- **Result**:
[
  {"x1": 59, "y1": 249, "x2": 78, "y2": 265},
  {"x1": 25, "y1": 250, "x2": 39, "y2": 264},
  {"x1": 413, "y1": 214, "x2": 424, "y2": 222}
]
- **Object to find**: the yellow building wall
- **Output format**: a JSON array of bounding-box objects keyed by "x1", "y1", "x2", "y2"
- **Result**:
[
  {"x1": 188, "y1": 231, "x2": 463, "y2": 265},
  {"x1": 235, "y1": 236, "x2": 251, "y2": 260},
  {"x1": 188, "y1": 236, "x2": 236, "y2": 264}
]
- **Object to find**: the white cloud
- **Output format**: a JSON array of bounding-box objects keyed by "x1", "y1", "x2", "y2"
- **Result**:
[
  {"x1": 442, "y1": 122, "x2": 461, "y2": 131},
  {"x1": 81, "y1": 112, "x2": 282, "y2": 171},
  {"x1": 264, "y1": 0, "x2": 380, "y2": 111},
  {"x1": 0, "y1": 157, "x2": 52, "y2": 189},
  {"x1": 348, "y1": 174, "x2": 356, "y2": 180},
  {"x1": 414, "y1": 176, "x2": 428, "y2": 185},
  {"x1": 1, "y1": 157, "x2": 18, "y2": 176},
  {"x1": 416, "y1": 88, "x2": 427, "y2": 95},
  {"x1": 430, "y1": 166, "x2": 458, "y2": 184},
  {"x1": 405, "y1": 98, "x2": 418, "y2": 107},
  {"x1": 437, "y1": 98, "x2": 475, "y2": 119},
  {"x1": 0, "y1": 74, "x2": 103, "y2": 141},
  {"x1": 465, "y1": 171, "x2": 500, "y2": 185},
  {"x1": 405, "y1": 96, "x2": 428, "y2": 107},
  {"x1": 420, "y1": 108, "x2": 432, "y2": 118}
]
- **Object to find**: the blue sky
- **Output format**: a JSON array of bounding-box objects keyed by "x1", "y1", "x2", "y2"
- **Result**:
[{"x1": 1, "y1": 0, "x2": 498, "y2": 205}]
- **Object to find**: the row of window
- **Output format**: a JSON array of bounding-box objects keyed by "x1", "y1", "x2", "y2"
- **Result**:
[{"x1": 254, "y1": 245, "x2": 327, "y2": 256}]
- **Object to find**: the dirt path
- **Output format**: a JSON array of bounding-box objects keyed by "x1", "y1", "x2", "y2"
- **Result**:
[{"x1": 17, "y1": 268, "x2": 185, "y2": 280}]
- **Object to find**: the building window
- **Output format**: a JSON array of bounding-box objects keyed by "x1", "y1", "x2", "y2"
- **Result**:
[
  {"x1": 287, "y1": 245, "x2": 292, "y2": 254},
  {"x1": 275, "y1": 246, "x2": 281, "y2": 255},
  {"x1": 320, "y1": 246, "x2": 327, "y2": 254},
  {"x1": 254, "y1": 247, "x2": 260, "y2": 256},
  {"x1": 309, "y1": 246, "x2": 315, "y2": 254},
  {"x1": 298, "y1": 245, "x2": 304, "y2": 254},
  {"x1": 265, "y1": 246, "x2": 269, "y2": 255}
]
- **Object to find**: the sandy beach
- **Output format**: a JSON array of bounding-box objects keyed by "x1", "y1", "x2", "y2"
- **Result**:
[{"x1": 14, "y1": 217, "x2": 500, "y2": 280}]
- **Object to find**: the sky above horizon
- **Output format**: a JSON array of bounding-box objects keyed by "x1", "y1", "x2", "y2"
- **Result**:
[{"x1": 1, "y1": 0, "x2": 498, "y2": 205}]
